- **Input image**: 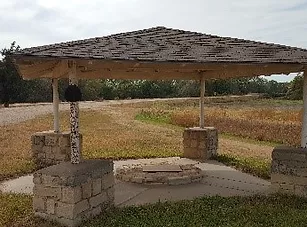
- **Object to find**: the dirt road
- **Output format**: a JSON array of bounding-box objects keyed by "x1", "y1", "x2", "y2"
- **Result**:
[{"x1": 0, "y1": 98, "x2": 198, "y2": 126}]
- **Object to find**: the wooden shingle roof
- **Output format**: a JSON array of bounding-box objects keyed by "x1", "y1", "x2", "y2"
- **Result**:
[
  {"x1": 12, "y1": 26, "x2": 307, "y2": 80},
  {"x1": 16, "y1": 26, "x2": 307, "y2": 64}
]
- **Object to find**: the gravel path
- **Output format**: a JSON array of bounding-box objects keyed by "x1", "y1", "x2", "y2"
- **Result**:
[
  {"x1": 0, "y1": 98, "x2": 196, "y2": 126},
  {"x1": 0, "y1": 100, "x2": 128, "y2": 126}
]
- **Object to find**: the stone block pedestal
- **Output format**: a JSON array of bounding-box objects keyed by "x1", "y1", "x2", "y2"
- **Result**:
[
  {"x1": 33, "y1": 159, "x2": 114, "y2": 227},
  {"x1": 271, "y1": 146, "x2": 307, "y2": 196},
  {"x1": 183, "y1": 127, "x2": 218, "y2": 160},
  {"x1": 31, "y1": 131, "x2": 83, "y2": 168}
]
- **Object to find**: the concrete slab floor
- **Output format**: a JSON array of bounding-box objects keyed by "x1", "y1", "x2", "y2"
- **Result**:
[{"x1": 0, "y1": 157, "x2": 271, "y2": 206}]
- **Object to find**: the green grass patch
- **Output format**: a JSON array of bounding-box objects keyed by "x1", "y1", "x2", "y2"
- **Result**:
[
  {"x1": 84, "y1": 147, "x2": 182, "y2": 160},
  {"x1": 220, "y1": 133, "x2": 282, "y2": 147},
  {"x1": 3, "y1": 193, "x2": 307, "y2": 227},
  {"x1": 135, "y1": 109, "x2": 171, "y2": 124},
  {"x1": 214, "y1": 154, "x2": 271, "y2": 180},
  {"x1": 86, "y1": 195, "x2": 307, "y2": 227},
  {"x1": 253, "y1": 99, "x2": 303, "y2": 107},
  {"x1": 0, "y1": 193, "x2": 33, "y2": 227}
]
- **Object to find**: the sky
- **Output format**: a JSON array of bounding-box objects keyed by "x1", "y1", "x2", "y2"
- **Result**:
[{"x1": 1, "y1": 0, "x2": 307, "y2": 82}]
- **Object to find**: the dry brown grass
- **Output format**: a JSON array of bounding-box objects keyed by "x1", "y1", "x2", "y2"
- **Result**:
[
  {"x1": 0, "y1": 98, "x2": 277, "y2": 181},
  {"x1": 0, "y1": 106, "x2": 182, "y2": 181},
  {"x1": 0, "y1": 112, "x2": 71, "y2": 181},
  {"x1": 170, "y1": 107, "x2": 301, "y2": 146},
  {"x1": 81, "y1": 107, "x2": 182, "y2": 160}
]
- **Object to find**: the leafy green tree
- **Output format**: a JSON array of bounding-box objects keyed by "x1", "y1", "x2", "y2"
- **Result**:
[
  {"x1": 0, "y1": 42, "x2": 54, "y2": 106},
  {"x1": 286, "y1": 73, "x2": 303, "y2": 100},
  {"x1": 0, "y1": 42, "x2": 21, "y2": 106}
]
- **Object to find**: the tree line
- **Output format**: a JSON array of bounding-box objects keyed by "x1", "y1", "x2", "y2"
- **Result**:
[{"x1": 0, "y1": 42, "x2": 303, "y2": 106}]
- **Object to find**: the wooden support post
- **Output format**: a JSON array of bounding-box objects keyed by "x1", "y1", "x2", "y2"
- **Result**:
[
  {"x1": 199, "y1": 78, "x2": 205, "y2": 128},
  {"x1": 301, "y1": 71, "x2": 307, "y2": 148},
  {"x1": 68, "y1": 60, "x2": 81, "y2": 164},
  {"x1": 52, "y1": 78, "x2": 60, "y2": 133}
]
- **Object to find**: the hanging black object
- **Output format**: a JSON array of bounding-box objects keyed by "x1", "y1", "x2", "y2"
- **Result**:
[{"x1": 64, "y1": 84, "x2": 82, "y2": 102}]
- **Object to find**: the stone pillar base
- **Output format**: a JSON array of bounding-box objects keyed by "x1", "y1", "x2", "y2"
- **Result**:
[
  {"x1": 271, "y1": 146, "x2": 307, "y2": 196},
  {"x1": 31, "y1": 131, "x2": 83, "y2": 168},
  {"x1": 33, "y1": 159, "x2": 114, "y2": 227},
  {"x1": 183, "y1": 127, "x2": 218, "y2": 160}
]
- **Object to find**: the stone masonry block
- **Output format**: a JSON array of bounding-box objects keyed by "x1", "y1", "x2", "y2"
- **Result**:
[
  {"x1": 292, "y1": 176, "x2": 307, "y2": 186},
  {"x1": 56, "y1": 200, "x2": 90, "y2": 220},
  {"x1": 183, "y1": 130, "x2": 190, "y2": 139},
  {"x1": 101, "y1": 173, "x2": 114, "y2": 190},
  {"x1": 42, "y1": 146, "x2": 52, "y2": 155},
  {"x1": 46, "y1": 199, "x2": 55, "y2": 214},
  {"x1": 190, "y1": 140, "x2": 198, "y2": 148},
  {"x1": 62, "y1": 186, "x2": 82, "y2": 204},
  {"x1": 34, "y1": 212, "x2": 81, "y2": 227},
  {"x1": 294, "y1": 185, "x2": 307, "y2": 197},
  {"x1": 74, "y1": 199, "x2": 90, "y2": 217},
  {"x1": 183, "y1": 127, "x2": 218, "y2": 160},
  {"x1": 272, "y1": 147, "x2": 307, "y2": 161},
  {"x1": 32, "y1": 134, "x2": 45, "y2": 146},
  {"x1": 168, "y1": 176, "x2": 191, "y2": 185},
  {"x1": 56, "y1": 202, "x2": 75, "y2": 219},
  {"x1": 41, "y1": 174, "x2": 61, "y2": 187},
  {"x1": 271, "y1": 173, "x2": 294, "y2": 185},
  {"x1": 86, "y1": 206, "x2": 102, "y2": 218},
  {"x1": 183, "y1": 139, "x2": 191, "y2": 148},
  {"x1": 60, "y1": 147, "x2": 70, "y2": 155},
  {"x1": 297, "y1": 168, "x2": 307, "y2": 177},
  {"x1": 190, "y1": 131, "x2": 198, "y2": 140},
  {"x1": 33, "y1": 196, "x2": 46, "y2": 212},
  {"x1": 81, "y1": 181, "x2": 92, "y2": 199},
  {"x1": 89, "y1": 192, "x2": 108, "y2": 209},
  {"x1": 34, "y1": 185, "x2": 61, "y2": 200},
  {"x1": 92, "y1": 178, "x2": 102, "y2": 196},
  {"x1": 279, "y1": 183, "x2": 294, "y2": 192},
  {"x1": 59, "y1": 133, "x2": 71, "y2": 147},
  {"x1": 37, "y1": 152, "x2": 46, "y2": 160},
  {"x1": 32, "y1": 145, "x2": 43, "y2": 154},
  {"x1": 33, "y1": 173, "x2": 42, "y2": 184},
  {"x1": 271, "y1": 146, "x2": 307, "y2": 197},
  {"x1": 45, "y1": 135, "x2": 58, "y2": 146},
  {"x1": 33, "y1": 160, "x2": 114, "y2": 227},
  {"x1": 199, "y1": 141, "x2": 206, "y2": 149},
  {"x1": 31, "y1": 131, "x2": 82, "y2": 169},
  {"x1": 36, "y1": 160, "x2": 113, "y2": 186},
  {"x1": 106, "y1": 187, "x2": 115, "y2": 202},
  {"x1": 46, "y1": 152, "x2": 55, "y2": 160},
  {"x1": 183, "y1": 148, "x2": 200, "y2": 159},
  {"x1": 56, "y1": 154, "x2": 69, "y2": 162}
]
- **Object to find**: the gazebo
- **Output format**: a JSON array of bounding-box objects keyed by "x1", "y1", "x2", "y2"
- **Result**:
[{"x1": 12, "y1": 26, "x2": 307, "y2": 227}]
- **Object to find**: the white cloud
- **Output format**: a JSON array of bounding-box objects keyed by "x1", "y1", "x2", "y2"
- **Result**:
[{"x1": 0, "y1": 0, "x2": 306, "y2": 81}]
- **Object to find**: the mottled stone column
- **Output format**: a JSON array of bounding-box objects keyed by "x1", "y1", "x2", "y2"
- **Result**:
[
  {"x1": 68, "y1": 60, "x2": 81, "y2": 164},
  {"x1": 69, "y1": 101, "x2": 81, "y2": 164}
]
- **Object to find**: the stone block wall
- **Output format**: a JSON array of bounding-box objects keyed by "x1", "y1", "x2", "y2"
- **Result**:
[
  {"x1": 32, "y1": 131, "x2": 83, "y2": 168},
  {"x1": 33, "y1": 160, "x2": 114, "y2": 227},
  {"x1": 183, "y1": 127, "x2": 218, "y2": 160},
  {"x1": 271, "y1": 146, "x2": 307, "y2": 196}
]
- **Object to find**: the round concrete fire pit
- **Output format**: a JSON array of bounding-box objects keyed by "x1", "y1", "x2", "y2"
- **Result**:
[{"x1": 116, "y1": 164, "x2": 204, "y2": 185}]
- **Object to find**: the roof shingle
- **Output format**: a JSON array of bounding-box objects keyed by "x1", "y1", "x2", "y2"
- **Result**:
[{"x1": 15, "y1": 26, "x2": 307, "y2": 64}]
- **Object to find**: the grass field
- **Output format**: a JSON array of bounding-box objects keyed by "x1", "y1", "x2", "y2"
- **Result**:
[
  {"x1": 0, "y1": 98, "x2": 305, "y2": 227},
  {"x1": 1, "y1": 193, "x2": 307, "y2": 227},
  {"x1": 0, "y1": 107, "x2": 182, "y2": 181},
  {"x1": 136, "y1": 100, "x2": 302, "y2": 146},
  {"x1": 1, "y1": 98, "x2": 289, "y2": 181}
]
